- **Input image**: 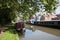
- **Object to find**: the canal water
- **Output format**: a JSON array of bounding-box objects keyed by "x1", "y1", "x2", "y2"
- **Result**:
[{"x1": 19, "y1": 24, "x2": 60, "y2": 40}]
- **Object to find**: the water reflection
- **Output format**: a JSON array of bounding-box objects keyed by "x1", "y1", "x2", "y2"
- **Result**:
[
  {"x1": 18, "y1": 31, "x2": 25, "y2": 40},
  {"x1": 19, "y1": 25, "x2": 60, "y2": 40}
]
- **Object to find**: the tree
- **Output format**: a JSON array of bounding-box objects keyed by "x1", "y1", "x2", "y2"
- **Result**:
[
  {"x1": 18, "y1": 0, "x2": 40, "y2": 20},
  {"x1": 0, "y1": 0, "x2": 59, "y2": 25},
  {"x1": 0, "y1": 0, "x2": 40, "y2": 25},
  {"x1": 0, "y1": 0, "x2": 20, "y2": 25},
  {"x1": 40, "y1": 0, "x2": 59, "y2": 14}
]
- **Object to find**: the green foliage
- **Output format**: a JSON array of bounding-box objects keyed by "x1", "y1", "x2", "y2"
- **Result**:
[
  {"x1": 0, "y1": 0, "x2": 20, "y2": 25},
  {"x1": 18, "y1": 0, "x2": 39, "y2": 20},
  {"x1": 0, "y1": 0, "x2": 59, "y2": 25},
  {"x1": 0, "y1": 29, "x2": 19, "y2": 40},
  {"x1": 0, "y1": 0, "x2": 40, "y2": 25},
  {"x1": 40, "y1": 0, "x2": 59, "y2": 13}
]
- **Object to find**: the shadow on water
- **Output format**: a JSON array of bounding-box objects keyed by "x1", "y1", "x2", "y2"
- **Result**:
[{"x1": 17, "y1": 30, "x2": 25, "y2": 40}]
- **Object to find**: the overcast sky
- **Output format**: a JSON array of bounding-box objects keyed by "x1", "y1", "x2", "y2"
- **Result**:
[
  {"x1": 55, "y1": 0, "x2": 60, "y2": 14},
  {"x1": 56, "y1": 6, "x2": 60, "y2": 14}
]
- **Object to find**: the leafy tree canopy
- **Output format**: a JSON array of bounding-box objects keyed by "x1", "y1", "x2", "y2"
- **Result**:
[
  {"x1": 0, "y1": 0, "x2": 59, "y2": 25},
  {"x1": 40, "y1": 0, "x2": 59, "y2": 13}
]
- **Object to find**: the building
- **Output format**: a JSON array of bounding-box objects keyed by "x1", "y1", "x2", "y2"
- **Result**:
[
  {"x1": 30, "y1": 13, "x2": 60, "y2": 22},
  {"x1": 40, "y1": 14, "x2": 52, "y2": 21},
  {"x1": 52, "y1": 14, "x2": 60, "y2": 20},
  {"x1": 40, "y1": 14, "x2": 60, "y2": 21}
]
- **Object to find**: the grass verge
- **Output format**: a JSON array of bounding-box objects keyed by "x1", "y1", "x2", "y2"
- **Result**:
[{"x1": 0, "y1": 29, "x2": 19, "y2": 40}]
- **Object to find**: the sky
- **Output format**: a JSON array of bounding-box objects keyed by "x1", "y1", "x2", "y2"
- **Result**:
[
  {"x1": 55, "y1": 6, "x2": 60, "y2": 14},
  {"x1": 55, "y1": 0, "x2": 60, "y2": 14}
]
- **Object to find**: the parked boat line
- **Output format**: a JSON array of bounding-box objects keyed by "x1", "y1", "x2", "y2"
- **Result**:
[{"x1": 26, "y1": 20, "x2": 60, "y2": 29}]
